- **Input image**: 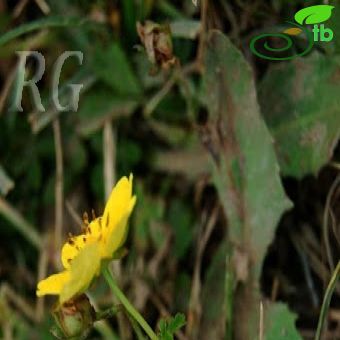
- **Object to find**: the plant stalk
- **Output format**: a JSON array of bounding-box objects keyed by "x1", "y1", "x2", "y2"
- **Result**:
[
  {"x1": 102, "y1": 266, "x2": 158, "y2": 340},
  {"x1": 315, "y1": 261, "x2": 340, "y2": 340}
]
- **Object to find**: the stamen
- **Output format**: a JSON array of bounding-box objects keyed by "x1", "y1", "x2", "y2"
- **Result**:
[
  {"x1": 92, "y1": 209, "x2": 96, "y2": 221},
  {"x1": 68, "y1": 239, "x2": 75, "y2": 246},
  {"x1": 98, "y1": 217, "x2": 102, "y2": 230},
  {"x1": 83, "y1": 237, "x2": 86, "y2": 243},
  {"x1": 83, "y1": 212, "x2": 89, "y2": 226}
]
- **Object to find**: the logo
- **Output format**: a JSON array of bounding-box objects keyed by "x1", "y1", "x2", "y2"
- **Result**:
[
  {"x1": 10, "y1": 51, "x2": 84, "y2": 113},
  {"x1": 250, "y1": 5, "x2": 335, "y2": 60}
]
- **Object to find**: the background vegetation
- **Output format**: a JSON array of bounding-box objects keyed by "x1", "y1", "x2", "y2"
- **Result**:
[{"x1": 0, "y1": 0, "x2": 339, "y2": 339}]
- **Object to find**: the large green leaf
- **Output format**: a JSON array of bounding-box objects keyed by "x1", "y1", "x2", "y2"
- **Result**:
[
  {"x1": 203, "y1": 30, "x2": 291, "y2": 276},
  {"x1": 93, "y1": 43, "x2": 142, "y2": 97},
  {"x1": 201, "y1": 30, "x2": 294, "y2": 339},
  {"x1": 259, "y1": 52, "x2": 340, "y2": 177},
  {"x1": 264, "y1": 303, "x2": 301, "y2": 340},
  {"x1": 76, "y1": 88, "x2": 138, "y2": 136}
]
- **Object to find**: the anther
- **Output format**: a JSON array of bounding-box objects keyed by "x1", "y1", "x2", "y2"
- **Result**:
[
  {"x1": 83, "y1": 212, "x2": 89, "y2": 225},
  {"x1": 106, "y1": 213, "x2": 110, "y2": 227},
  {"x1": 92, "y1": 209, "x2": 96, "y2": 221}
]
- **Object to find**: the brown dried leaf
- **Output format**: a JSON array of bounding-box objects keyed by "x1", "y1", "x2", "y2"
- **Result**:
[{"x1": 137, "y1": 21, "x2": 177, "y2": 70}]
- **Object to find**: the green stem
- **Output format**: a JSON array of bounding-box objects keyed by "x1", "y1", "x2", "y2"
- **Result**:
[
  {"x1": 102, "y1": 266, "x2": 158, "y2": 340},
  {"x1": 315, "y1": 261, "x2": 340, "y2": 340},
  {"x1": 96, "y1": 305, "x2": 120, "y2": 321}
]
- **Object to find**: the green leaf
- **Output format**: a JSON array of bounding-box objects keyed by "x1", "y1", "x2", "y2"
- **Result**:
[
  {"x1": 93, "y1": 43, "x2": 142, "y2": 97},
  {"x1": 168, "y1": 200, "x2": 193, "y2": 259},
  {"x1": 200, "y1": 244, "x2": 229, "y2": 339},
  {"x1": 203, "y1": 30, "x2": 291, "y2": 277},
  {"x1": 170, "y1": 20, "x2": 201, "y2": 39},
  {"x1": 159, "y1": 313, "x2": 186, "y2": 340},
  {"x1": 167, "y1": 313, "x2": 186, "y2": 333},
  {"x1": 294, "y1": 5, "x2": 335, "y2": 25},
  {"x1": 259, "y1": 52, "x2": 340, "y2": 177},
  {"x1": 76, "y1": 89, "x2": 138, "y2": 136},
  {"x1": 0, "y1": 16, "x2": 89, "y2": 47},
  {"x1": 202, "y1": 30, "x2": 292, "y2": 339},
  {"x1": 264, "y1": 303, "x2": 301, "y2": 340}
]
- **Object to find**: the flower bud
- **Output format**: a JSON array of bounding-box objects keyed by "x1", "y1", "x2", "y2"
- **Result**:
[{"x1": 52, "y1": 294, "x2": 95, "y2": 339}]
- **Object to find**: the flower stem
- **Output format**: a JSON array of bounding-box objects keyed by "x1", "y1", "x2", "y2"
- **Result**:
[
  {"x1": 315, "y1": 261, "x2": 340, "y2": 340},
  {"x1": 96, "y1": 305, "x2": 120, "y2": 321},
  {"x1": 102, "y1": 266, "x2": 158, "y2": 340}
]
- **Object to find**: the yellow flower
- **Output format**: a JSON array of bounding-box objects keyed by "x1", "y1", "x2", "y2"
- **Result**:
[{"x1": 37, "y1": 174, "x2": 136, "y2": 304}]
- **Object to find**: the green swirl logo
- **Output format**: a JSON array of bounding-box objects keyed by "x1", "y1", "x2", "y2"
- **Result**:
[{"x1": 250, "y1": 5, "x2": 335, "y2": 61}]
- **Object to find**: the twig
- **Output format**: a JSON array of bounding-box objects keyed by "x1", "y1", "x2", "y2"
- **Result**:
[
  {"x1": 219, "y1": 0, "x2": 240, "y2": 41},
  {"x1": 96, "y1": 305, "x2": 120, "y2": 321},
  {"x1": 0, "y1": 63, "x2": 17, "y2": 115},
  {"x1": 196, "y1": 0, "x2": 208, "y2": 68},
  {"x1": 323, "y1": 174, "x2": 340, "y2": 272},
  {"x1": 103, "y1": 121, "x2": 116, "y2": 199},
  {"x1": 0, "y1": 196, "x2": 41, "y2": 249},
  {"x1": 144, "y1": 72, "x2": 177, "y2": 117},
  {"x1": 35, "y1": 235, "x2": 48, "y2": 321},
  {"x1": 102, "y1": 121, "x2": 128, "y2": 338},
  {"x1": 259, "y1": 301, "x2": 264, "y2": 340},
  {"x1": 34, "y1": 0, "x2": 50, "y2": 14},
  {"x1": 315, "y1": 261, "x2": 340, "y2": 340},
  {"x1": 329, "y1": 162, "x2": 340, "y2": 171},
  {"x1": 87, "y1": 292, "x2": 119, "y2": 340},
  {"x1": 329, "y1": 209, "x2": 340, "y2": 246},
  {"x1": 144, "y1": 62, "x2": 198, "y2": 117},
  {"x1": 187, "y1": 205, "x2": 219, "y2": 337},
  {"x1": 291, "y1": 232, "x2": 319, "y2": 308},
  {"x1": 53, "y1": 119, "x2": 64, "y2": 254},
  {"x1": 65, "y1": 199, "x2": 83, "y2": 228},
  {"x1": 1, "y1": 283, "x2": 38, "y2": 323},
  {"x1": 13, "y1": 0, "x2": 29, "y2": 18}
]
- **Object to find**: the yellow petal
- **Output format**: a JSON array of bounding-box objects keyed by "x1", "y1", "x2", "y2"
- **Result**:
[
  {"x1": 103, "y1": 196, "x2": 136, "y2": 258},
  {"x1": 60, "y1": 242, "x2": 101, "y2": 304},
  {"x1": 61, "y1": 220, "x2": 102, "y2": 269},
  {"x1": 61, "y1": 235, "x2": 86, "y2": 269},
  {"x1": 36, "y1": 271, "x2": 70, "y2": 297},
  {"x1": 283, "y1": 28, "x2": 302, "y2": 36},
  {"x1": 102, "y1": 174, "x2": 134, "y2": 235}
]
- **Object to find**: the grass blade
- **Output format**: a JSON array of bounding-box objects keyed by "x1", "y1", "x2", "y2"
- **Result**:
[
  {"x1": 315, "y1": 261, "x2": 340, "y2": 340},
  {"x1": 0, "y1": 16, "x2": 89, "y2": 47}
]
